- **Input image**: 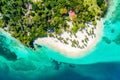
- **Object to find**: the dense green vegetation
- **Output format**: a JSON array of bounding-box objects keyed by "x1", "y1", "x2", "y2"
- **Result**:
[{"x1": 0, "y1": 0, "x2": 108, "y2": 47}]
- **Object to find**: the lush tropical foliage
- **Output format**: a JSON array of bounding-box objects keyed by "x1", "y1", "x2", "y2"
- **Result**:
[{"x1": 0, "y1": 0, "x2": 108, "y2": 47}]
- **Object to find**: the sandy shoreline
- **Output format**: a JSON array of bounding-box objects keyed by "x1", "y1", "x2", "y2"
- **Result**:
[{"x1": 34, "y1": 19, "x2": 104, "y2": 58}]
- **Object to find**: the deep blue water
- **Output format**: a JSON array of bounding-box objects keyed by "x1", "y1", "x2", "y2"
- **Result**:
[{"x1": 0, "y1": 0, "x2": 120, "y2": 80}]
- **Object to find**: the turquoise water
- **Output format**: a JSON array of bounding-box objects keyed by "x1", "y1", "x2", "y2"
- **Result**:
[{"x1": 0, "y1": 0, "x2": 120, "y2": 80}]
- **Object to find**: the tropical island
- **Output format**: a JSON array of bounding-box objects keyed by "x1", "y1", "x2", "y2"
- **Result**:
[{"x1": 0, "y1": 0, "x2": 108, "y2": 57}]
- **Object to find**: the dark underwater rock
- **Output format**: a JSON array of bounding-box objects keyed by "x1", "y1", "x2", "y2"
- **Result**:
[
  {"x1": 52, "y1": 60, "x2": 62, "y2": 70},
  {"x1": 0, "y1": 46, "x2": 17, "y2": 61},
  {"x1": 113, "y1": 34, "x2": 120, "y2": 45},
  {"x1": 36, "y1": 44, "x2": 42, "y2": 48},
  {"x1": 102, "y1": 36, "x2": 111, "y2": 44},
  {"x1": 111, "y1": 29, "x2": 115, "y2": 33},
  {"x1": 69, "y1": 64, "x2": 75, "y2": 68}
]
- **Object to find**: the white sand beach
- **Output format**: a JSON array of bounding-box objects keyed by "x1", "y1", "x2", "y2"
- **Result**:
[{"x1": 34, "y1": 19, "x2": 104, "y2": 58}]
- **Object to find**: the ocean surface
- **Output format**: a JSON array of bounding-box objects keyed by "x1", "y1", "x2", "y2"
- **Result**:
[{"x1": 0, "y1": 0, "x2": 120, "y2": 80}]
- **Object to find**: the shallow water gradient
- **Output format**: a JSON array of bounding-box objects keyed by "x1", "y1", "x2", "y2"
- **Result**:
[{"x1": 0, "y1": 0, "x2": 120, "y2": 80}]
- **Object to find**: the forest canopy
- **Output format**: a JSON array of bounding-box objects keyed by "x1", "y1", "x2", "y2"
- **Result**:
[{"x1": 0, "y1": 0, "x2": 108, "y2": 47}]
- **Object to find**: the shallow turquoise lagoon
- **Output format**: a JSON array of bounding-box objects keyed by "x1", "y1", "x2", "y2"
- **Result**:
[{"x1": 0, "y1": 0, "x2": 120, "y2": 80}]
